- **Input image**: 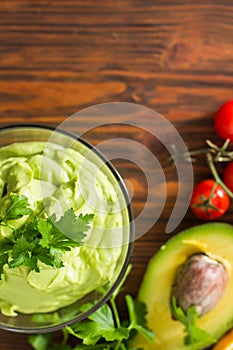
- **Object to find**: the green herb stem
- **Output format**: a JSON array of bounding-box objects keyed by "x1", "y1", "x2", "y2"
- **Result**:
[
  {"x1": 110, "y1": 297, "x2": 121, "y2": 329},
  {"x1": 120, "y1": 343, "x2": 127, "y2": 350},
  {"x1": 114, "y1": 342, "x2": 121, "y2": 350},
  {"x1": 61, "y1": 328, "x2": 69, "y2": 346},
  {"x1": 110, "y1": 297, "x2": 123, "y2": 350}
]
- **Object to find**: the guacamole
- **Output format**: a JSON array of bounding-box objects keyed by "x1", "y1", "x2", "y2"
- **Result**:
[{"x1": 0, "y1": 140, "x2": 129, "y2": 316}]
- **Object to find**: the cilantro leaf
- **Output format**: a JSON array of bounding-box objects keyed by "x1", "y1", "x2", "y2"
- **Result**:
[
  {"x1": 0, "y1": 238, "x2": 14, "y2": 277},
  {"x1": 29, "y1": 332, "x2": 74, "y2": 350},
  {"x1": 9, "y1": 235, "x2": 37, "y2": 269},
  {"x1": 0, "y1": 238, "x2": 14, "y2": 253},
  {"x1": 68, "y1": 303, "x2": 129, "y2": 345},
  {"x1": 4, "y1": 194, "x2": 32, "y2": 221},
  {"x1": 11, "y1": 235, "x2": 36, "y2": 259},
  {"x1": 29, "y1": 333, "x2": 53, "y2": 350},
  {"x1": 33, "y1": 246, "x2": 55, "y2": 268},
  {"x1": 31, "y1": 312, "x2": 60, "y2": 324},
  {"x1": 50, "y1": 247, "x2": 64, "y2": 268},
  {"x1": 171, "y1": 296, "x2": 216, "y2": 348},
  {"x1": 126, "y1": 294, "x2": 155, "y2": 341},
  {"x1": 72, "y1": 346, "x2": 110, "y2": 350},
  {"x1": 36, "y1": 211, "x2": 93, "y2": 250},
  {"x1": 51, "y1": 346, "x2": 73, "y2": 350},
  {"x1": 0, "y1": 253, "x2": 8, "y2": 276},
  {"x1": 36, "y1": 220, "x2": 53, "y2": 248},
  {"x1": 50, "y1": 209, "x2": 94, "y2": 243}
]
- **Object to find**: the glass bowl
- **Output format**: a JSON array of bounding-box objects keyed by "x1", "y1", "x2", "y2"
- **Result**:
[{"x1": 0, "y1": 123, "x2": 134, "y2": 333}]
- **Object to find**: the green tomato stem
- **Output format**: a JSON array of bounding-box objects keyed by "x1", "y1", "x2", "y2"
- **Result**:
[
  {"x1": 188, "y1": 148, "x2": 210, "y2": 157},
  {"x1": 206, "y1": 152, "x2": 233, "y2": 198}
]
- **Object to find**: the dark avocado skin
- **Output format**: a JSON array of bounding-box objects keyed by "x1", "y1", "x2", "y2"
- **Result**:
[{"x1": 130, "y1": 223, "x2": 233, "y2": 350}]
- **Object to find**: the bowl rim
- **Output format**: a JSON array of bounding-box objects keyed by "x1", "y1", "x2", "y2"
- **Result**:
[{"x1": 0, "y1": 122, "x2": 135, "y2": 333}]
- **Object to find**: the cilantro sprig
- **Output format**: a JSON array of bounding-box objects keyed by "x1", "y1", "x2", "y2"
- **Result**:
[
  {"x1": 171, "y1": 297, "x2": 217, "y2": 349},
  {"x1": 0, "y1": 194, "x2": 94, "y2": 278},
  {"x1": 29, "y1": 266, "x2": 154, "y2": 350}
]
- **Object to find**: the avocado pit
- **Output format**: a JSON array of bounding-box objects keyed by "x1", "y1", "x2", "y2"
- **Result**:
[{"x1": 171, "y1": 253, "x2": 228, "y2": 316}]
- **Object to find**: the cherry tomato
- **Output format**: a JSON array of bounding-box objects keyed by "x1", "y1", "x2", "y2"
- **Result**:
[
  {"x1": 190, "y1": 179, "x2": 230, "y2": 221},
  {"x1": 224, "y1": 161, "x2": 233, "y2": 193},
  {"x1": 214, "y1": 100, "x2": 233, "y2": 141}
]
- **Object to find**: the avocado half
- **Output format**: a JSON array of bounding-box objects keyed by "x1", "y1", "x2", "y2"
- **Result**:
[{"x1": 130, "y1": 223, "x2": 233, "y2": 350}]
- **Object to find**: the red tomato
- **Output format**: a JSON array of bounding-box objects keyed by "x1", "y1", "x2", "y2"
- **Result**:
[
  {"x1": 190, "y1": 179, "x2": 230, "y2": 221},
  {"x1": 214, "y1": 100, "x2": 233, "y2": 142},
  {"x1": 224, "y1": 161, "x2": 233, "y2": 193}
]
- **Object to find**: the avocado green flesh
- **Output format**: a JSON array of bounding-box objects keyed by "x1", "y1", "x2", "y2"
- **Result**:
[
  {"x1": 0, "y1": 141, "x2": 129, "y2": 316},
  {"x1": 131, "y1": 223, "x2": 233, "y2": 350}
]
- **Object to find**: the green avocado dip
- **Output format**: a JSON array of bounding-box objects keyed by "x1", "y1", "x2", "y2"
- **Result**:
[{"x1": 0, "y1": 140, "x2": 130, "y2": 317}]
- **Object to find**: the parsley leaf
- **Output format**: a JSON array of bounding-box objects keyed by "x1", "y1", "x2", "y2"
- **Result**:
[
  {"x1": 0, "y1": 238, "x2": 14, "y2": 253},
  {"x1": 50, "y1": 210, "x2": 94, "y2": 243},
  {"x1": 0, "y1": 238, "x2": 14, "y2": 276},
  {"x1": 37, "y1": 220, "x2": 53, "y2": 248},
  {"x1": 35, "y1": 210, "x2": 94, "y2": 269},
  {"x1": 9, "y1": 235, "x2": 37, "y2": 269},
  {"x1": 67, "y1": 303, "x2": 129, "y2": 345},
  {"x1": 37, "y1": 210, "x2": 93, "y2": 250},
  {"x1": 0, "y1": 194, "x2": 94, "y2": 278},
  {"x1": 126, "y1": 294, "x2": 155, "y2": 341},
  {"x1": 29, "y1": 333, "x2": 53, "y2": 350},
  {"x1": 29, "y1": 265, "x2": 154, "y2": 350},
  {"x1": 171, "y1": 296, "x2": 217, "y2": 348},
  {"x1": 66, "y1": 267, "x2": 154, "y2": 348},
  {"x1": 0, "y1": 194, "x2": 33, "y2": 277},
  {"x1": 0, "y1": 253, "x2": 8, "y2": 276},
  {"x1": 4, "y1": 194, "x2": 32, "y2": 221}
]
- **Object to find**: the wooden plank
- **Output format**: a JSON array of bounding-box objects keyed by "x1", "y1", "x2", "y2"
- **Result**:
[{"x1": 0, "y1": 0, "x2": 233, "y2": 349}]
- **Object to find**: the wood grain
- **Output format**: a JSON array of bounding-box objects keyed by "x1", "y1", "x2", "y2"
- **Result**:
[{"x1": 0, "y1": 0, "x2": 233, "y2": 349}]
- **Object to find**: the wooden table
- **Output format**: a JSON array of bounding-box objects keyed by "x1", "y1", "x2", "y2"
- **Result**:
[{"x1": 0, "y1": 1, "x2": 233, "y2": 349}]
